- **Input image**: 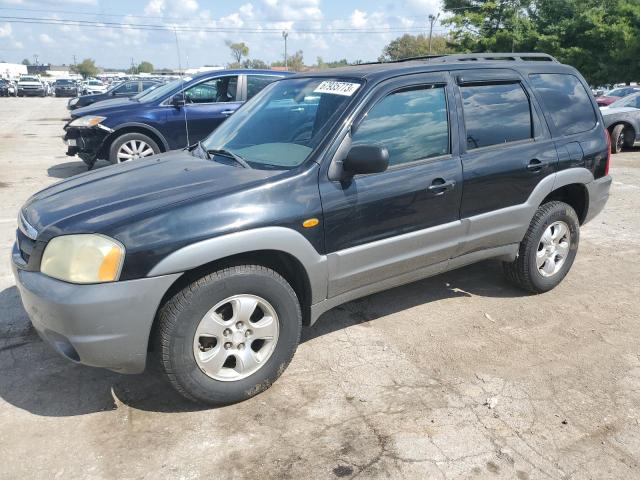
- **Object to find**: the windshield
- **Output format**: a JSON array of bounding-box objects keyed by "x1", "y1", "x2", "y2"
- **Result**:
[
  {"x1": 20, "y1": 76, "x2": 39, "y2": 82},
  {"x1": 202, "y1": 77, "x2": 363, "y2": 169},
  {"x1": 55, "y1": 79, "x2": 74, "y2": 85},
  {"x1": 609, "y1": 92, "x2": 640, "y2": 109},
  {"x1": 88, "y1": 80, "x2": 103, "y2": 86}
]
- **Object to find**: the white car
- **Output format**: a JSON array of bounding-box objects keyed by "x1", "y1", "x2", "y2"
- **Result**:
[
  {"x1": 82, "y1": 79, "x2": 107, "y2": 95},
  {"x1": 17, "y1": 75, "x2": 47, "y2": 97}
]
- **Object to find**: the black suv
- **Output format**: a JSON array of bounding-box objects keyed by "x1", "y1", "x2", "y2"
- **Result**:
[
  {"x1": 53, "y1": 78, "x2": 79, "y2": 97},
  {"x1": 12, "y1": 54, "x2": 612, "y2": 405}
]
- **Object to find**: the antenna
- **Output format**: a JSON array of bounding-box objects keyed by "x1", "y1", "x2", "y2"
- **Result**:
[{"x1": 174, "y1": 27, "x2": 190, "y2": 146}]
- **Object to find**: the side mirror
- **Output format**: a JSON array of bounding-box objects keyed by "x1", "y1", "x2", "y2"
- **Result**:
[
  {"x1": 171, "y1": 94, "x2": 185, "y2": 108},
  {"x1": 342, "y1": 145, "x2": 389, "y2": 177}
]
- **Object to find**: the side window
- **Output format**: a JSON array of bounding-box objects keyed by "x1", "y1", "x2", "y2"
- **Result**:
[
  {"x1": 142, "y1": 81, "x2": 157, "y2": 91},
  {"x1": 351, "y1": 86, "x2": 449, "y2": 167},
  {"x1": 184, "y1": 76, "x2": 238, "y2": 104},
  {"x1": 247, "y1": 75, "x2": 280, "y2": 100},
  {"x1": 529, "y1": 73, "x2": 596, "y2": 136},
  {"x1": 461, "y1": 82, "x2": 532, "y2": 150}
]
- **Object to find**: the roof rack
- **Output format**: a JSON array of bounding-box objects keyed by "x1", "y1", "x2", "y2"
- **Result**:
[{"x1": 359, "y1": 53, "x2": 558, "y2": 66}]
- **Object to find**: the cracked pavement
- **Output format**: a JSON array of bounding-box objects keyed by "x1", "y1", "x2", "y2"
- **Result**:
[{"x1": 0, "y1": 98, "x2": 639, "y2": 479}]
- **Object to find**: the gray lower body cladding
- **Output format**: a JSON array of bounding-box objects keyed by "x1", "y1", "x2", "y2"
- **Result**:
[{"x1": 12, "y1": 263, "x2": 180, "y2": 374}]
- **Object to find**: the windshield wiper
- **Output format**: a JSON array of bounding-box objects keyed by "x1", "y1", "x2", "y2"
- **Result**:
[{"x1": 207, "y1": 148, "x2": 251, "y2": 169}]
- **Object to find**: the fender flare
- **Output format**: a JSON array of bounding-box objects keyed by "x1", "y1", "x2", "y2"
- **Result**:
[{"x1": 147, "y1": 227, "x2": 329, "y2": 304}]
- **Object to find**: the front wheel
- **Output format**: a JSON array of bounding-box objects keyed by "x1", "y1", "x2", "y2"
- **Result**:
[
  {"x1": 155, "y1": 265, "x2": 302, "y2": 405},
  {"x1": 503, "y1": 201, "x2": 579, "y2": 293},
  {"x1": 108, "y1": 132, "x2": 160, "y2": 164}
]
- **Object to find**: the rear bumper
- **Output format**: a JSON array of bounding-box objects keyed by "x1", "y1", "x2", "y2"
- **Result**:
[
  {"x1": 12, "y1": 261, "x2": 181, "y2": 374},
  {"x1": 584, "y1": 175, "x2": 612, "y2": 224}
]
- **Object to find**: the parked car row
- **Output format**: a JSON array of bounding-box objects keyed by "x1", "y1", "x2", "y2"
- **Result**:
[
  {"x1": 67, "y1": 79, "x2": 164, "y2": 110},
  {"x1": 64, "y1": 69, "x2": 290, "y2": 169}
]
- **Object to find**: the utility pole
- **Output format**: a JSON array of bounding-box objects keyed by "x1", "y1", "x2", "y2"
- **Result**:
[
  {"x1": 428, "y1": 13, "x2": 439, "y2": 55},
  {"x1": 282, "y1": 31, "x2": 288, "y2": 69}
]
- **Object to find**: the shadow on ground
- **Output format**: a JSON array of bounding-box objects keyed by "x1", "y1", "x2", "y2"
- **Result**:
[{"x1": 0, "y1": 261, "x2": 526, "y2": 417}]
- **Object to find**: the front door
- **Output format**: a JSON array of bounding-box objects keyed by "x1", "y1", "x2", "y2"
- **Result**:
[{"x1": 319, "y1": 73, "x2": 464, "y2": 298}]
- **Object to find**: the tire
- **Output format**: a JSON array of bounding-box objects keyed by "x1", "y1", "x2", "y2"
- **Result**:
[
  {"x1": 108, "y1": 132, "x2": 160, "y2": 164},
  {"x1": 503, "y1": 201, "x2": 580, "y2": 293},
  {"x1": 611, "y1": 124, "x2": 625, "y2": 154},
  {"x1": 156, "y1": 265, "x2": 302, "y2": 405}
]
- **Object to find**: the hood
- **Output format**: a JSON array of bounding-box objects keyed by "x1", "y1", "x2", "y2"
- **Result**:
[
  {"x1": 600, "y1": 106, "x2": 638, "y2": 115},
  {"x1": 70, "y1": 97, "x2": 140, "y2": 118},
  {"x1": 22, "y1": 149, "x2": 281, "y2": 240}
]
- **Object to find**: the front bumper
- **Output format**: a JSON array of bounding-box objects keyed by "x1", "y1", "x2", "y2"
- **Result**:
[
  {"x1": 584, "y1": 175, "x2": 612, "y2": 224},
  {"x1": 55, "y1": 89, "x2": 77, "y2": 97},
  {"x1": 63, "y1": 125, "x2": 110, "y2": 161},
  {"x1": 18, "y1": 88, "x2": 44, "y2": 96},
  {"x1": 12, "y1": 258, "x2": 181, "y2": 374}
]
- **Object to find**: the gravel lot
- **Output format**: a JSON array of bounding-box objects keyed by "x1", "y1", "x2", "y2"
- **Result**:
[{"x1": 1, "y1": 97, "x2": 639, "y2": 480}]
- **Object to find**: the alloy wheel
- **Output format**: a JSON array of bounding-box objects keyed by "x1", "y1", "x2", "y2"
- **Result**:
[
  {"x1": 536, "y1": 221, "x2": 571, "y2": 277},
  {"x1": 116, "y1": 139, "x2": 155, "y2": 162},
  {"x1": 193, "y1": 294, "x2": 280, "y2": 381}
]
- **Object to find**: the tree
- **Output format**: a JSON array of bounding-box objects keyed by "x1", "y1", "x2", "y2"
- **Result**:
[
  {"x1": 243, "y1": 58, "x2": 269, "y2": 69},
  {"x1": 315, "y1": 57, "x2": 349, "y2": 70},
  {"x1": 71, "y1": 58, "x2": 99, "y2": 79},
  {"x1": 379, "y1": 34, "x2": 455, "y2": 61},
  {"x1": 21, "y1": 58, "x2": 31, "y2": 66},
  {"x1": 137, "y1": 61, "x2": 154, "y2": 73},
  {"x1": 442, "y1": 0, "x2": 640, "y2": 85},
  {"x1": 287, "y1": 50, "x2": 305, "y2": 71},
  {"x1": 226, "y1": 41, "x2": 249, "y2": 64}
]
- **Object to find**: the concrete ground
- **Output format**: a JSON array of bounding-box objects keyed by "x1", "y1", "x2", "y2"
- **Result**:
[{"x1": 0, "y1": 97, "x2": 639, "y2": 480}]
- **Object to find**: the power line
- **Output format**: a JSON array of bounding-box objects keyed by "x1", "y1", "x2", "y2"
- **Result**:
[{"x1": 0, "y1": 15, "x2": 450, "y2": 35}]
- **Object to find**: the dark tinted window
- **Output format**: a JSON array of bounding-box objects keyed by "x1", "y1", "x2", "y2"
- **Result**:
[
  {"x1": 461, "y1": 83, "x2": 532, "y2": 149},
  {"x1": 247, "y1": 75, "x2": 279, "y2": 99},
  {"x1": 184, "y1": 76, "x2": 238, "y2": 103},
  {"x1": 529, "y1": 73, "x2": 596, "y2": 136},
  {"x1": 351, "y1": 86, "x2": 449, "y2": 166}
]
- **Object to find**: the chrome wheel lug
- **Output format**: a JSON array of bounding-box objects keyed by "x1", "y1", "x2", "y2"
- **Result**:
[
  {"x1": 236, "y1": 321, "x2": 244, "y2": 330},
  {"x1": 245, "y1": 329, "x2": 252, "y2": 337},
  {"x1": 223, "y1": 328, "x2": 232, "y2": 336},
  {"x1": 224, "y1": 342, "x2": 232, "y2": 350},
  {"x1": 238, "y1": 343, "x2": 245, "y2": 350}
]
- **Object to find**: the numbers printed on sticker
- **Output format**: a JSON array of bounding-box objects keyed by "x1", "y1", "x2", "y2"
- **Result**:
[{"x1": 314, "y1": 81, "x2": 360, "y2": 96}]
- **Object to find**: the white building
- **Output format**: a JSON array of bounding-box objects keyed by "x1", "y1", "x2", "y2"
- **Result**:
[{"x1": 0, "y1": 62, "x2": 28, "y2": 80}]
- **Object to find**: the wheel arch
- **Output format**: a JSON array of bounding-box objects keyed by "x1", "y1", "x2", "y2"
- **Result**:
[
  {"x1": 98, "y1": 123, "x2": 169, "y2": 159},
  {"x1": 541, "y1": 182, "x2": 589, "y2": 224}
]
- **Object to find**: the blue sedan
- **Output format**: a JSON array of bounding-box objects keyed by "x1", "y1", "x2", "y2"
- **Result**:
[{"x1": 64, "y1": 69, "x2": 291, "y2": 169}]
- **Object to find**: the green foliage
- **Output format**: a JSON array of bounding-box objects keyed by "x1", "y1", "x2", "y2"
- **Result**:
[
  {"x1": 71, "y1": 58, "x2": 99, "y2": 79},
  {"x1": 379, "y1": 34, "x2": 455, "y2": 61},
  {"x1": 315, "y1": 57, "x2": 349, "y2": 69},
  {"x1": 21, "y1": 58, "x2": 31, "y2": 66},
  {"x1": 442, "y1": 0, "x2": 640, "y2": 85},
  {"x1": 136, "y1": 61, "x2": 154, "y2": 74},
  {"x1": 243, "y1": 58, "x2": 269, "y2": 69},
  {"x1": 272, "y1": 50, "x2": 305, "y2": 71},
  {"x1": 226, "y1": 41, "x2": 250, "y2": 64}
]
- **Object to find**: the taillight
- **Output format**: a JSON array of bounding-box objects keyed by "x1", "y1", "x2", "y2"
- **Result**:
[{"x1": 604, "y1": 128, "x2": 611, "y2": 176}]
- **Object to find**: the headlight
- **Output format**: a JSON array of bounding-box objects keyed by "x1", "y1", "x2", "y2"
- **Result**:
[
  {"x1": 69, "y1": 115, "x2": 106, "y2": 128},
  {"x1": 69, "y1": 97, "x2": 79, "y2": 106},
  {"x1": 41, "y1": 234, "x2": 125, "y2": 284}
]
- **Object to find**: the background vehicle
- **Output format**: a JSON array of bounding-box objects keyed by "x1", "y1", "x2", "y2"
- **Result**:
[
  {"x1": 64, "y1": 69, "x2": 290, "y2": 168},
  {"x1": 601, "y1": 92, "x2": 640, "y2": 153},
  {"x1": 15, "y1": 54, "x2": 611, "y2": 405},
  {"x1": 53, "y1": 78, "x2": 79, "y2": 97},
  {"x1": 0, "y1": 79, "x2": 16, "y2": 97},
  {"x1": 82, "y1": 79, "x2": 107, "y2": 95},
  {"x1": 17, "y1": 75, "x2": 47, "y2": 97},
  {"x1": 68, "y1": 79, "x2": 163, "y2": 110},
  {"x1": 596, "y1": 86, "x2": 640, "y2": 106}
]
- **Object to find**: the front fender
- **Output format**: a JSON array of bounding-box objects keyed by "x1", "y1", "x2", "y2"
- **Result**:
[{"x1": 147, "y1": 227, "x2": 328, "y2": 304}]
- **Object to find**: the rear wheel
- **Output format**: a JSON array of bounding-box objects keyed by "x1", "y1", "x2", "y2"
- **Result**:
[
  {"x1": 611, "y1": 124, "x2": 626, "y2": 154},
  {"x1": 155, "y1": 265, "x2": 302, "y2": 405},
  {"x1": 108, "y1": 132, "x2": 160, "y2": 164},
  {"x1": 503, "y1": 201, "x2": 579, "y2": 293}
]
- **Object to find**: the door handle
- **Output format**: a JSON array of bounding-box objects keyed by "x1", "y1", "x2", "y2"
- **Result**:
[
  {"x1": 526, "y1": 159, "x2": 547, "y2": 172},
  {"x1": 427, "y1": 178, "x2": 456, "y2": 195},
  {"x1": 220, "y1": 110, "x2": 235, "y2": 116}
]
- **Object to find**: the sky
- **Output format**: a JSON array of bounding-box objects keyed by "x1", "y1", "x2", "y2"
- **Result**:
[{"x1": 0, "y1": 0, "x2": 446, "y2": 69}]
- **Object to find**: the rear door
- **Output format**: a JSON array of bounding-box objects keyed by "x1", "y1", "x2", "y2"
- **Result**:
[
  {"x1": 319, "y1": 73, "x2": 463, "y2": 297},
  {"x1": 453, "y1": 69, "x2": 558, "y2": 253}
]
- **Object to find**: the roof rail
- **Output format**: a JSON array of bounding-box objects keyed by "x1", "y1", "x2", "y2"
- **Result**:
[{"x1": 359, "y1": 53, "x2": 559, "y2": 66}]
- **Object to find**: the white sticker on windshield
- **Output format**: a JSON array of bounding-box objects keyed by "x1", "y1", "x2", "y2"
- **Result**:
[{"x1": 313, "y1": 81, "x2": 360, "y2": 96}]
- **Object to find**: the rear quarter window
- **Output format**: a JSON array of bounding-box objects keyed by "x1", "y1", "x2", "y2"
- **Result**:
[{"x1": 529, "y1": 73, "x2": 597, "y2": 136}]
